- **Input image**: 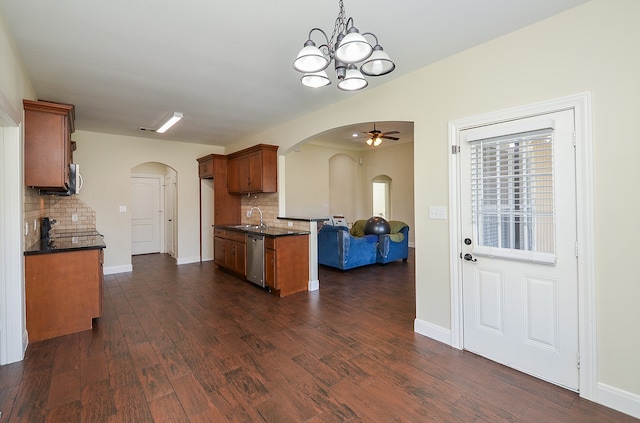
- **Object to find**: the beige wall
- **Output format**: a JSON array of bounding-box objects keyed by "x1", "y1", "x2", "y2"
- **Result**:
[
  {"x1": 72, "y1": 130, "x2": 223, "y2": 271},
  {"x1": 227, "y1": 0, "x2": 640, "y2": 407},
  {"x1": 284, "y1": 141, "x2": 415, "y2": 243}
]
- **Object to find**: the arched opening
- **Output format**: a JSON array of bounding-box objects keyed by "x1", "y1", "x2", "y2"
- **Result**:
[
  {"x1": 130, "y1": 162, "x2": 177, "y2": 259},
  {"x1": 372, "y1": 174, "x2": 392, "y2": 219}
]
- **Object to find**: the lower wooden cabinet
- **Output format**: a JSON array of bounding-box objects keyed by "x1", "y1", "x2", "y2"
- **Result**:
[
  {"x1": 25, "y1": 248, "x2": 104, "y2": 342},
  {"x1": 214, "y1": 228, "x2": 246, "y2": 276},
  {"x1": 265, "y1": 234, "x2": 309, "y2": 297}
]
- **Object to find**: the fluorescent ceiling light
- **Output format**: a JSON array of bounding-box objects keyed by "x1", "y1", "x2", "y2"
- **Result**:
[{"x1": 157, "y1": 112, "x2": 183, "y2": 134}]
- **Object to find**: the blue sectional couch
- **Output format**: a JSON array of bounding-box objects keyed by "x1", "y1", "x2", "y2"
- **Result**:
[{"x1": 317, "y1": 220, "x2": 410, "y2": 270}]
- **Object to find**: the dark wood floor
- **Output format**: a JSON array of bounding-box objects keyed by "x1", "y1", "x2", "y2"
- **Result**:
[{"x1": 1, "y1": 251, "x2": 637, "y2": 422}]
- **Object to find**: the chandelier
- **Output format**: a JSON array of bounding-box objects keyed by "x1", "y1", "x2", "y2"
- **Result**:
[{"x1": 292, "y1": 0, "x2": 395, "y2": 91}]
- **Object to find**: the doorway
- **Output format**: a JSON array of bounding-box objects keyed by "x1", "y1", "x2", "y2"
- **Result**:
[
  {"x1": 130, "y1": 162, "x2": 178, "y2": 257},
  {"x1": 449, "y1": 93, "x2": 596, "y2": 397}
]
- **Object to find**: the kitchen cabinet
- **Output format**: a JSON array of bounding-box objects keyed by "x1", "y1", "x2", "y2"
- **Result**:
[
  {"x1": 214, "y1": 228, "x2": 246, "y2": 276},
  {"x1": 265, "y1": 234, "x2": 309, "y2": 297},
  {"x1": 25, "y1": 248, "x2": 103, "y2": 342},
  {"x1": 23, "y1": 99, "x2": 75, "y2": 191},
  {"x1": 227, "y1": 144, "x2": 278, "y2": 194},
  {"x1": 197, "y1": 154, "x2": 240, "y2": 224}
]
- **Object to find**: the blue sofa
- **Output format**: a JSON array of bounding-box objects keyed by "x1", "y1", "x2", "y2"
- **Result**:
[
  {"x1": 317, "y1": 221, "x2": 410, "y2": 270},
  {"x1": 317, "y1": 225, "x2": 378, "y2": 270},
  {"x1": 376, "y1": 223, "x2": 410, "y2": 264}
]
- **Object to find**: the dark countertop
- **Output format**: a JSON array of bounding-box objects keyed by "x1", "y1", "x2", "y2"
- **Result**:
[
  {"x1": 215, "y1": 224, "x2": 310, "y2": 237},
  {"x1": 277, "y1": 216, "x2": 330, "y2": 222},
  {"x1": 25, "y1": 230, "x2": 106, "y2": 255}
]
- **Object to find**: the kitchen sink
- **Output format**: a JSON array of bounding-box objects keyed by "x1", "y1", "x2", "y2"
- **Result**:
[{"x1": 230, "y1": 224, "x2": 267, "y2": 230}]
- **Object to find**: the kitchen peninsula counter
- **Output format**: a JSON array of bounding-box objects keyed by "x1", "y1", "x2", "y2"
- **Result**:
[
  {"x1": 24, "y1": 230, "x2": 106, "y2": 255},
  {"x1": 24, "y1": 230, "x2": 105, "y2": 342},
  {"x1": 214, "y1": 224, "x2": 310, "y2": 237}
]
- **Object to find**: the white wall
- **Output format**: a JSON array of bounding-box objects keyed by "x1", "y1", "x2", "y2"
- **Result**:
[
  {"x1": 72, "y1": 131, "x2": 223, "y2": 272},
  {"x1": 228, "y1": 0, "x2": 640, "y2": 414},
  {"x1": 0, "y1": 8, "x2": 35, "y2": 364}
]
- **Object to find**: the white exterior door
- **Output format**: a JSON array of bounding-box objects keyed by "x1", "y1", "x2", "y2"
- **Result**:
[
  {"x1": 459, "y1": 110, "x2": 579, "y2": 390},
  {"x1": 131, "y1": 176, "x2": 161, "y2": 255}
]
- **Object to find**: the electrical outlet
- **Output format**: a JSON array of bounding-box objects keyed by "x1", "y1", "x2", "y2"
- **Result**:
[
  {"x1": 25, "y1": 222, "x2": 28, "y2": 235},
  {"x1": 247, "y1": 210, "x2": 251, "y2": 217},
  {"x1": 288, "y1": 221, "x2": 293, "y2": 227},
  {"x1": 33, "y1": 219, "x2": 37, "y2": 231},
  {"x1": 71, "y1": 213, "x2": 78, "y2": 222}
]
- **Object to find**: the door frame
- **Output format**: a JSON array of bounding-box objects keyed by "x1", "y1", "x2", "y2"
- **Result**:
[
  {"x1": 131, "y1": 173, "x2": 165, "y2": 254},
  {"x1": 448, "y1": 92, "x2": 596, "y2": 399}
]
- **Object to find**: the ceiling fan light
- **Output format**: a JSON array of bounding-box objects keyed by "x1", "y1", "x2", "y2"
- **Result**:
[
  {"x1": 337, "y1": 65, "x2": 368, "y2": 91},
  {"x1": 335, "y1": 28, "x2": 372, "y2": 63},
  {"x1": 293, "y1": 43, "x2": 330, "y2": 73},
  {"x1": 373, "y1": 137, "x2": 382, "y2": 147},
  {"x1": 360, "y1": 46, "x2": 395, "y2": 76},
  {"x1": 366, "y1": 138, "x2": 373, "y2": 146},
  {"x1": 301, "y1": 71, "x2": 331, "y2": 88}
]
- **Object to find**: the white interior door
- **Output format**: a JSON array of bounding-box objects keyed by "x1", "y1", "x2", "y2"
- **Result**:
[
  {"x1": 459, "y1": 110, "x2": 579, "y2": 390},
  {"x1": 165, "y1": 175, "x2": 176, "y2": 257},
  {"x1": 131, "y1": 176, "x2": 161, "y2": 255}
]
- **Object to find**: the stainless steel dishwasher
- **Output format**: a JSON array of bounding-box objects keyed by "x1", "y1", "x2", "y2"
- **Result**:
[{"x1": 246, "y1": 233, "x2": 265, "y2": 287}]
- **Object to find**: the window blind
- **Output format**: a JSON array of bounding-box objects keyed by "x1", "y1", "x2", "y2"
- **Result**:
[{"x1": 470, "y1": 128, "x2": 555, "y2": 260}]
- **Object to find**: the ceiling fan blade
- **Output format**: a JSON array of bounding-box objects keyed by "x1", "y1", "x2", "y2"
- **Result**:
[
  {"x1": 381, "y1": 131, "x2": 399, "y2": 135},
  {"x1": 381, "y1": 136, "x2": 400, "y2": 140}
]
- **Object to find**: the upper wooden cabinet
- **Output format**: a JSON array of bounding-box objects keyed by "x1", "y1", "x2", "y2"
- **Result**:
[
  {"x1": 196, "y1": 154, "x2": 240, "y2": 225},
  {"x1": 23, "y1": 99, "x2": 75, "y2": 191},
  {"x1": 227, "y1": 144, "x2": 278, "y2": 194}
]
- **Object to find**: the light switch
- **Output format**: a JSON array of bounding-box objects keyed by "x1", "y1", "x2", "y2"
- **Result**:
[
  {"x1": 119, "y1": 205, "x2": 127, "y2": 212},
  {"x1": 429, "y1": 206, "x2": 447, "y2": 220}
]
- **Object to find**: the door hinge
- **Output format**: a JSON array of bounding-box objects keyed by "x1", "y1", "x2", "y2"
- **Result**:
[
  {"x1": 452, "y1": 145, "x2": 460, "y2": 154},
  {"x1": 575, "y1": 241, "x2": 579, "y2": 258},
  {"x1": 573, "y1": 130, "x2": 576, "y2": 147},
  {"x1": 577, "y1": 352, "x2": 580, "y2": 369}
]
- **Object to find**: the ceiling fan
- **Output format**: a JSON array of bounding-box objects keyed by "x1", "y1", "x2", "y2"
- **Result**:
[{"x1": 363, "y1": 123, "x2": 400, "y2": 147}]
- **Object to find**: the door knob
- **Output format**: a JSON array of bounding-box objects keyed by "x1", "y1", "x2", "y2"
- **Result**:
[{"x1": 463, "y1": 253, "x2": 477, "y2": 262}]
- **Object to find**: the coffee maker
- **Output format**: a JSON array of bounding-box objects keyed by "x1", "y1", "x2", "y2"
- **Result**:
[{"x1": 41, "y1": 217, "x2": 52, "y2": 240}]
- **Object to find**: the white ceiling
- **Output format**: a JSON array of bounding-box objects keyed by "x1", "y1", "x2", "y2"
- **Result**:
[{"x1": 0, "y1": 0, "x2": 588, "y2": 148}]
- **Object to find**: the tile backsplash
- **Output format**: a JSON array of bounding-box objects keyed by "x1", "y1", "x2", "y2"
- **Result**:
[
  {"x1": 240, "y1": 192, "x2": 309, "y2": 231},
  {"x1": 23, "y1": 188, "x2": 97, "y2": 248}
]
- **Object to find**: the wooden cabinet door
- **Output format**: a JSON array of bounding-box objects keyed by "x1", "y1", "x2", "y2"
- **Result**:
[
  {"x1": 198, "y1": 158, "x2": 214, "y2": 178},
  {"x1": 238, "y1": 153, "x2": 251, "y2": 192},
  {"x1": 265, "y1": 247, "x2": 276, "y2": 289},
  {"x1": 227, "y1": 156, "x2": 240, "y2": 193},
  {"x1": 214, "y1": 236, "x2": 225, "y2": 265},
  {"x1": 233, "y1": 240, "x2": 246, "y2": 276},
  {"x1": 248, "y1": 150, "x2": 263, "y2": 192}
]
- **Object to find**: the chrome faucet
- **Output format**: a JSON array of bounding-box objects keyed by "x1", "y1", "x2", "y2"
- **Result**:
[{"x1": 248, "y1": 207, "x2": 265, "y2": 228}]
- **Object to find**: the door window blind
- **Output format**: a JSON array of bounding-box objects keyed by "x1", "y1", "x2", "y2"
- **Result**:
[{"x1": 470, "y1": 128, "x2": 556, "y2": 262}]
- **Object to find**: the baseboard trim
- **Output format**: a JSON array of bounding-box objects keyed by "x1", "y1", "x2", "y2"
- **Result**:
[
  {"x1": 104, "y1": 264, "x2": 133, "y2": 275},
  {"x1": 597, "y1": 383, "x2": 640, "y2": 419},
  {"x1": 414, "y1": 318, "x2": 452, "y2": 346},
  {"x1": 176, "y1": 256, "x2": 200, "y2": 265}
]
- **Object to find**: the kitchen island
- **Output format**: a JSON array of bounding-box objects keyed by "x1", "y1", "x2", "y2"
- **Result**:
[
  {"x1": 214, "y1": 224, "x2": 310, "y2": 297},
  {"x1": 24, "y1": 231, "x2": 106, "y2": 342}
]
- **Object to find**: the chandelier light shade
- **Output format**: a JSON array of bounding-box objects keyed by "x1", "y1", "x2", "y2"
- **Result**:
[
  {"x1": 292, "y1": 0, "x2": 395, "y2": 92},
  {"x1": 360, "y1": 39, "x2": 395, "y2": 76},
  {"x1": 301, "y1": 71, "x2": 332, "y2": 88},
  {"x1": 293, "y1": 41, "x2": 330, "y2": 73},
  {"x1": 337, "y1": 65, "x2": 367, "y2": 91}
]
